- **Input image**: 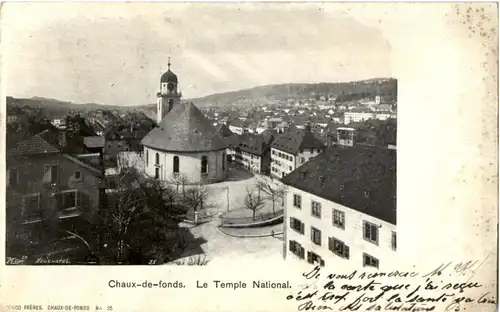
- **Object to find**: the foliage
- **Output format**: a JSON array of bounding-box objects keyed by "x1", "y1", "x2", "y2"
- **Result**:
[{"x1": 100, "y1": 165, "x2": 181, "y2": 264}]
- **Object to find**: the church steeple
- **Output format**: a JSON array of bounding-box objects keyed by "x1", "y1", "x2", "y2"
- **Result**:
[{"x1": 157, "y1": 57, "x2": 182, "y2": 124}]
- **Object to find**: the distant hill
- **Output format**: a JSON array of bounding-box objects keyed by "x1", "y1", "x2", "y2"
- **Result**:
[
  {"x1": 7, "y1": 77, "x2": 397, "y2": 116},
  {"x1": 188, "y1": 78, "x2": 397, "y2": 107},
  {"x1": 6, "y1": 96, "x2": 145, "y2": 118}
]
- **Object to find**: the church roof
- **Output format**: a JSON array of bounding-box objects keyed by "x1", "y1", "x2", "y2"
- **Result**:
[
  {"x1": 141, "y1": 102, "x2": 227, "y2": 152},
  {"x1": 161, "y1": 69, "x2": 178, "y2": 83},
  {"x1": 161, "y1": 59, "x2": 178, "y2": 83}
]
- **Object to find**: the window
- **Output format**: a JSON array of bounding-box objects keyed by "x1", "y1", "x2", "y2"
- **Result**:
[
  {"x1": 145, "y1": 150, "x2": 148, "y2": 166},
  {"x1": 168, "y1": 98, "x2": 174, "y2": 111},
  {"x1": 311, "y1": 227, "x2": 321, "y2": 246},
  {"x1": 201, "y1": 156, "x2": 208, "y2": 174},
  {"x1": 307, "y1": 251, "x2": 325, "y2": 267},
  {"x1": 293, "y1": 194, "x2": 302, "y2": 208},
  {"x1": 173, "y1": 156, "x2": 179, "y2": 173},
  {"x1": 155, "y1": 167, "x2": 160, "y2": 179},
  {"x1": 363, "y1": 253, "x2": 379, "y2": 268},
  {"x1": 9, "y1": 168, "x2": 19, "y2": 185},
  {"x1": 155, "y1": 153, "x2": 160, "y2": 166},
  {"x1": 222, "y1": 153, "x2": 226, "y2": 171},
  {"x1": 300, "y1": 157, "x2": 305, "y2": 164},
  {"x1": 75, "y1": 171, "x2": 82, "y2": 181},
  {"x1": 339, "y1": 184, "x2": 344, "y2": 191},
  {"x1": 333, "y1": 209, "x2": 345, "y2": 229},
  {"x1": 311, "y1": 201, "x2": 321, "y2": 218},
  {"x1": 43, "y1": 164, "x2": 59, "y2": 183},
  {"x1": 289, "y1": 240, "x2": 305, "y2": 259},
  {"x1": 329, "y1": 237, "x2": 350, "y2": 259},
  {"x1": 289, "y1": 166, "x2": 292, "y2": 171},
  {"x1": 392, "y1": 231, "x2": 397, "y2": 251},
  {"x1": 22, "y1": 193, "x2": 41, "y2": 217},
  {"x1": 55, "y1": 190, "x2": 81, "y2": 211},
  {"x1": 363, "y1": 221, "x2": 379, "y2": 245},
  {"x1": 289, "y1": 217, "x2": 305, "y2": 234},
  {"x1": 108, "y1": 178, "x2": 117, "y2": 189}
]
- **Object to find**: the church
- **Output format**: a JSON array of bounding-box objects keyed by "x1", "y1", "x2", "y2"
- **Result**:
[{"x1": 141, "y1": 60, "x2": 228, "y2": 184}]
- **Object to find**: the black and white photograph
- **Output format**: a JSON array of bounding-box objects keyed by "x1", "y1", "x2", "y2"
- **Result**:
[
  {"x1": 4, "y1": 3, "x2": 399, "y2": 267},
  {"x1": 1, "y1": 3, "x2": 498, "y2": 312}
]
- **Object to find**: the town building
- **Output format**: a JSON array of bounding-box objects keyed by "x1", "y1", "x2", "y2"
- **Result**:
[
  {"x1": 141, "y1": 62, "x2": 228, "y2": 184},
  {"x1": 281, "y1": 133, "x2": 396, "y2": 270},
  {"x1": 6, "y1": 130, "x2": 106, "y2": 258},
  {"x1": 270, "y1": 125, "x2": 325, "y2": 179},
  {"x1": 228, "y1": 119, "x2": 247, "y2": 135},
  {"x1": 226, "y1": 133, "x2": 274, "y2": 174}
]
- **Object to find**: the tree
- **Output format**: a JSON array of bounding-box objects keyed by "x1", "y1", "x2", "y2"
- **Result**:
[
  {"x1": 169, "y1": 173, "x2": 188, "y2": 195},
  {"x1": 256, "y1": 179, "x2": 287, "y2": 215},
  {"x1": 182, "y1": 184, "x2": 209, "y2": 213},
  {"x1": 244, "y1": 187, "x2": 265, "y2": 220},
  {"x1": 102, "y1": 165, "x2": 180, "y2": 264}
]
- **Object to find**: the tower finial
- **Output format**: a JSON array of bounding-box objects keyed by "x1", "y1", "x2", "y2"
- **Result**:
[{"x1": 168, "y1": 57, "x2": 171, "y2": 70}]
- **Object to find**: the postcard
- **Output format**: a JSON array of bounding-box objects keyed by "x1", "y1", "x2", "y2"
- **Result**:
[{"x1": 0, "y1": 2, "x2": 497, "y2": 312}]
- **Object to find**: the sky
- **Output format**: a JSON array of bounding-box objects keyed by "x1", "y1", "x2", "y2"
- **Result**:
[{"x1": 1, "y1": 3, "x2": 392, "y2": 106}]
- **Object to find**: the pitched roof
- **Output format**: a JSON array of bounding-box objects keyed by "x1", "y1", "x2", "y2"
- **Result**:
[
  {"x1": 282, "y1": 145, "x2": 396, "y2": 225},
  {"x1": 238, "y1": 134, "x2": 268, "y2": 156},
  {"x1": 217, "y1": 123, "x2": 234, "y2": 137},
  {"x1": 271, "y1": 128, "x2": 325, "y2": 155},
  {"x1": 141, "y1": 102, "x2": 227, "y2": 152},
  {"x1": 7, "y1": 132, "x2": 60, "y2": 156},
  {"x1": 84, "y1": 136, "x2": 105, "y2": 148}
]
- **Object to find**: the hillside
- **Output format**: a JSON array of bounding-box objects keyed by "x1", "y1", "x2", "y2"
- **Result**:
[
  {"x1": 189, "y1": 78, "x2": 397, "y2": 107},
  {"x1": 6, "y1": 78, "x2": 397, "y2": 116}
]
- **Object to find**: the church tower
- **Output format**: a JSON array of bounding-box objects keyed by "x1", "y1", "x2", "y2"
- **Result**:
[{"x1": 157, "y1": 57, "x2": 182, "y2": 124}]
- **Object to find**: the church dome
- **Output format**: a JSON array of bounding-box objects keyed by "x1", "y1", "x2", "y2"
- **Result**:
[
  {"x1": 161, "y1": 69, "x2": 178, "y2": 83},
  {"x1": 160, "y1": 58, "x2": 178, "y2": 83}
]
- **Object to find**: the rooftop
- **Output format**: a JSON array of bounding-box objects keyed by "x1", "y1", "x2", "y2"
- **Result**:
[
  {"x1": 7, "y1": 131, "x2": 60, "y2": 156},
  {"x1": 141, "y1": 102, "x2": 226, "y2": 152},
  {"x1": 271, "y1": 127, "x2": 325, "y2": 155},
  {"x1": 282, "y1": 145, "x2": 396, "y2": 225}
]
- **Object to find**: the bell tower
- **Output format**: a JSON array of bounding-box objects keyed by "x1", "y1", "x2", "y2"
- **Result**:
[{"x1": 157, "y1": 57, "x2": 182, "y2": 124}]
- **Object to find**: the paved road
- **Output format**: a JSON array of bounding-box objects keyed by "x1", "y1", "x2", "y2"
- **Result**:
[{"x1": 178, "y1": 219, "x2": 283, "y2": 263}]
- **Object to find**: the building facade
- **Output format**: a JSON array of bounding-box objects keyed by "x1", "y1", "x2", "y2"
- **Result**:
[
  {"x1": 282, "y1": 143, "x2": 396, "y2": 270},
  {"x1": 270, "y1": 127, "x2": 325, "y2": 179}
]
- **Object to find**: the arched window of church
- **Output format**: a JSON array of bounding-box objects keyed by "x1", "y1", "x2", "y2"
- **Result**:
[
  {"x1": 155, "y1": 153, "x2": 159, "y2": 165},
  {"x1": 222, "y1": 153, "x2": 225, "y2": 171},
  {"x1": 173, "y1": 156, "x2": 179, "y2": 173},
  {"x1": 201, "y1": 156, "x2": 208, "y2": 174},
  {"x1": 145, "y1": 150, "x2": 148, "y2": 166}
]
